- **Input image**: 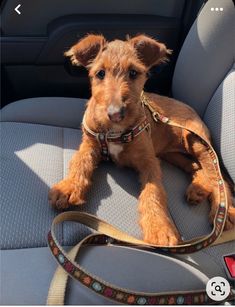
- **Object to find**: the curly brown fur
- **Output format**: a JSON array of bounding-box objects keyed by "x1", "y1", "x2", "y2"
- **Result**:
[{"x1": 49, "y1": 34, "x2": 235, "y2": 246}]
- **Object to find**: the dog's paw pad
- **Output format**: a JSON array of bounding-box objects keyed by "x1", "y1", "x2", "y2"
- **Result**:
[
  {"x1": 143, "y1": 222, "x2": 180, "y2": 246},
  {"x1": 185, "y1": 183, "x2": 210, "y2": 205}
]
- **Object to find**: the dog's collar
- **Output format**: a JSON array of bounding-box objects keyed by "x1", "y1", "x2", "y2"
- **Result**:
[{"x1": 82, "y1": 116, "x2": 150, "y2": 160}]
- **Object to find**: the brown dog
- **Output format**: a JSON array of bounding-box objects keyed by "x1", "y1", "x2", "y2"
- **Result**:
[{"x1": 49, "y1": 34, "x2": 235, "y2": 246}]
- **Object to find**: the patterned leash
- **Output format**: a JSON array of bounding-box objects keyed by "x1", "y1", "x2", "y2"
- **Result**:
[{"x1": 47, "y1": 93, "x2": 235, "y2": 305}]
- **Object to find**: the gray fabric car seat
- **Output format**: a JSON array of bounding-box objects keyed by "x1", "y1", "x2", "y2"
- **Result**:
[
  {"x1": 172, "y1": 0, "x2": 235, "y2": 182},
  {"x1": 0, "y1": 0, "x2": 234, "y2": 304}
]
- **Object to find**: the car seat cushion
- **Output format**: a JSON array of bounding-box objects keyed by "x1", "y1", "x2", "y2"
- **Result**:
[
  {"x1": 1, "y1": 246, "x2": 215, "y2": 305},
  {"x1": 0, "y1": 97, "x2": 87, "y2": 129},
  {"x1": 203, "y1": 66, "x2": 235, "y2": 182},
  {"x1": 0, "y1": 119, "x2": 213, "y2": 249},
  {"x1": 1, "y1": 96, "x2": 234, "y2": 305},
  {"x1": 172, "y1": 0, "x2": 235, "y2": 183},
  {"x1": 172, "y1": 0, "x2": 234, "y2": 117}
]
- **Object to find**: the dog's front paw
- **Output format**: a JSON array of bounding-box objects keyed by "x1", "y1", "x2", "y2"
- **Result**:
[
  {"x1": 48, "y1": 179, "x2": 85, "y2": 210},
  {"x1": 141, "y1": 216, "x2": 180, "y2": 246},
  {"x1": 144, "y1": 227, "x2": 179, "y2": 246},
  {"x1": 185, "y1": 183, "x2": 210, "y2": 205}
]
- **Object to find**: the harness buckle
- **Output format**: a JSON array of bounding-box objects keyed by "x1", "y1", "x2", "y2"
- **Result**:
[
  {"x1": 152, "y1": 112, "x2": 159, "y2": 122},
  {"x1": 97, "y1": 133, "x2": 106, "y2": 141},
  {"x1": 121, "y1": 130, "x2": 134, "y2": 143}
]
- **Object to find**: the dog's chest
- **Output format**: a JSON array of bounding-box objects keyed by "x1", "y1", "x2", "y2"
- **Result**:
[{"x1": 108, "y1": 143, "x2": 123, "y2": 160}]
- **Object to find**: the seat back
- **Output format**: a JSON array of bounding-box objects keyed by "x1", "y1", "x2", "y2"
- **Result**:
[{"x1": 172, "y1": 0, "x2": 235, "y2": 182}]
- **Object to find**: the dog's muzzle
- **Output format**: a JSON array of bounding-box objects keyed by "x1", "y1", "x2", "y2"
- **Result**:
[{"x1": 107, "y1": 106, "x2": 126, "y2": 123}]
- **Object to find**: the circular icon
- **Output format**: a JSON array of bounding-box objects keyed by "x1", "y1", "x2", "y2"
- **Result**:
[{"x1": 206, "y1": 277, "x2": 230, "y2": 301}]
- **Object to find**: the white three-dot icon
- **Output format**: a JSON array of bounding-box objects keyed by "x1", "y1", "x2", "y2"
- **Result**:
[
  {"x1": 211, "y1": 7, "x2": 224, "y2": 11},
  {"x1": 206, "y1": 277, "x2": 230, "y2": 301}
]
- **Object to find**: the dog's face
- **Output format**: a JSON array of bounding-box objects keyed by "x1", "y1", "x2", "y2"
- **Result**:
[{"x1": 65, "y1": 35, "x2": 169, "y2": 127}]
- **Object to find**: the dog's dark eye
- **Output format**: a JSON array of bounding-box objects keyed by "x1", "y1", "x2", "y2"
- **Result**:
[
  {"x1": 96, "y1": 70, "x2": 105, "y2": 80},
  {"x1": 129, "y1": 69, "x2": 138, "y2": 79}
]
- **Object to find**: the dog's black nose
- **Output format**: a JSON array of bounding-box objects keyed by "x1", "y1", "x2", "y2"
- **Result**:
[{"x1": 108, "y1": 106, "x2": 126, "y2": 122}]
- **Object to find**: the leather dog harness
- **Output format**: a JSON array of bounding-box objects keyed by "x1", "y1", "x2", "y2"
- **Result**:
[
  {"x1": 47, "y1": 92, "x2": 235, "y2": 305},
  {"x1": 82, "y1": 114, "x2": 150, "y2": 160}
]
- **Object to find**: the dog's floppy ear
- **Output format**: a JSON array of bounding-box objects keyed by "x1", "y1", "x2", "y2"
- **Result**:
[
  {"x1": 130, "y1": 35, "x2": 170, "y2": 68},
  {"x1": 64, "y1": 34, "x2": 106, "y2": 67}
]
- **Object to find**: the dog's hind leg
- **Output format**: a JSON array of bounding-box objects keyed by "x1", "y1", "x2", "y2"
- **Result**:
[
  {"x1": 160, "y1": 152, "x2": 200, "y2": 174},
  {"x1": 160, "y1": 152, "x2": 210, "y2": 205},
  {"x1": 185, "y1": 168, "x2": 212, "y2": 205},
  {"x1": 185, "y1": 131, "x2": 235, "y2": 230}
]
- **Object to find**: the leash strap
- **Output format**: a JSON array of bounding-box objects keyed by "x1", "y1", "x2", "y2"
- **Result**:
[
  {"x1": 47, "y1": 93, "x2": 235, "y2": 304},
  {"x1": 47, "y1": 214, "x2": 235, "y2": 305}
]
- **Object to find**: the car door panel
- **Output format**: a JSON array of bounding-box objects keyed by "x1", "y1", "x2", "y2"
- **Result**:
[{"x1": 1, "y1": 0, "x2": 186, "y2": 106}]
